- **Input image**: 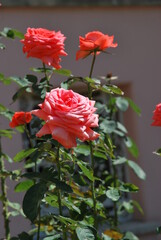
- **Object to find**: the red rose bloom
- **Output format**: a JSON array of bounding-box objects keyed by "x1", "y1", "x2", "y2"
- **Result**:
[
  {"x1": 21, "y1": 28, "x2": 67, "y2": 69},
  {"x1": 31, "y1": 88, "x2": 100, "y2": 149},
  {"x1": 151, "y1": 103, "x2": 161, "y2": 126},
  {"x1": 9, "y1": 112, "x2": 32, "y2": 128},
  {"x1": 76, "y1": 31, "x2": 118, "y2": 60}
]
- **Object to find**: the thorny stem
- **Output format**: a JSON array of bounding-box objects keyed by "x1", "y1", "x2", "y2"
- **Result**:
[
  {"x1": 56, "y1": 144, "x2": 67, "y2": 240},
  {"x1": 0, "y1": 138, "x2": 10, "y2": 240},
  {"x1": 88, "y1": 53, "x2": 97, "y2": 229},
  {"x1": 88, "y1": 53, "x2": 96, "y2": 99},
  {"x1": 24, "y1": 126, "x2": 37, "y2": 172},
  {"x1": 109, "y1": 101, "x2": 118, "y2": 228},
  {"x1": 43, "y1": 62, "x2": 50, "y2": 92}
]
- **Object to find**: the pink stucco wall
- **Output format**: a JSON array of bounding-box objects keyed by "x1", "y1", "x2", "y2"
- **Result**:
[{"x1": 0, "y1": 5, "x2": 161, "y2": 238}]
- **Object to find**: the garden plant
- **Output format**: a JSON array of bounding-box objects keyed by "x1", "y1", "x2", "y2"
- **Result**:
[{"x1": 0, "y1": 27, "x2": 146, "y2": 240}]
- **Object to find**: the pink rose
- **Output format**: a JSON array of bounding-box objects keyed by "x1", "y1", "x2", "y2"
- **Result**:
[
  {"x1": 151, "y1": 103, "x2": 161, "y2": 126},
  {"x1": 76, "y1": 31, "x2": 118, "y2": 60},
  {"x1": 31, "y1": 88, "x2": 99, "y2": 148},
  {"x1": 21, "y1": 28, "x2": 67, "y2": 69}
]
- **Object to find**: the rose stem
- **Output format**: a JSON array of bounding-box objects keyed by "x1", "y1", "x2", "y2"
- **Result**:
[
  {"x1": 56, "y1": 143, "x2": 67, "y2": 239},
  {"x1": 24, "y1": 126, "x2": 42, "y2": 236},
  {"x1": 42, "y1": 62, "x2": 50, "y2": 92},
  {"x1": 88, "y1": 52, "x2": 97, "y2": 229},
  {"x1": 109, "y1": 105, "x2": 118, "y2": 228},
  {"x1": 0, "y1": 137, "x2": 10, "y2": 240}
]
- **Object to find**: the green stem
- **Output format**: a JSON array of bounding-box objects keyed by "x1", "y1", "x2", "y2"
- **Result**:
[
  {"x1": 24, "y1": 126, "x2": 37, "y2": 172},
  {"x1": 43, "y1": 62, "x2": 50, "y2": 92},
  {"x1": 113, "y1": 164, "x2": 118, "y2": 228},
  {"x1": 88, "y1": 53, "x2": 96, "y2": 99},
  {"x1": 89, "y1": 141, "x2": 97, "y2": 229},
  {"x1": 56, "y1": 144, "x2": 67, "y2": 239},
  {"x1": 36, "y1": 206, "x2": 41, "y2": 240},
  {"x1": 88, "y1": 53, "x2": 97, "y2": 229},
  {"x1": 0, "y1": 138, "x2": 10, "y2": 240}
]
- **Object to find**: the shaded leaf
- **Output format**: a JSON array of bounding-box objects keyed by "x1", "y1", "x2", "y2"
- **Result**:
[
  {"x1": 124, "y1": 137, "x2": 139, "y2": 158},
  {"x1": 119, "y1": 183, "x2": 139, "y2": 193},
  {"x1": 74, "y1": 144, "x2": 90, "y2": 156},
  {"x1": 0, "y1": 129, "x2": 15, "y2": 138},
  {"x1": 23, "y1": 182, "x2": 47, "y2": 222},
  {"x1": 77, "y1": 160, "x2": 94, "y2": 181},
  {"x1": 76, "y1": 226, "x2": 96, "y2": 240},
  {"x1": 123, "y1": 231, "x2": 139, "y2": 240},
  {"x1": 116, "y1": 97, "x2": 129, "y2": 112},
  {"x1": 126, "y1": 97, "x2": 141, "y2": 116},
  {"x1": 106, "y1": 188, "x2": 120, "y2": 201},
  {"x1": 128, "y1": 160, "x2": 146, "y2": 180}
]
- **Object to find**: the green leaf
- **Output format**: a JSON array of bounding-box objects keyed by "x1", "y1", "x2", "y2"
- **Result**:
[
  {"x1": 0, "y1": 27, "x2": 24, "y2": 39},
  {"x1": 102, "y1": 234, "x2": 112, "y2": 240},
  {"x1": 117, "y1": 122, "x2": 128, "y2": 134},
  {"x1": 100, "y1": 120, "x2": 116, "y2": 134},
  {"x1": 128, "y1": 160, "x2": 146, "y2": 180},
  {"x1": 18, "y1": 232, "x2": 33, "y2": 240},
  {"x1": 9, "y1": 76, "x2": 29, "y2": 87},
  {"x1": 102, "y1": 85, "x2": 124, "y2": 95},
  {"x1": 77, "y1": 160, "x2": 94, "y2": 181},
  {"x1": 62, "y1": 198, "x2": 81, "y2": 214},
  {"x1": 0, "y1": 43, "x2": 5, "y2": 49},
  {"x1": 2, "y1": 153, "x2": 13, "y2": 163},
  {"x1": 121, "y1": 201, "x2": 134, "y2": 214},
  {"x1": 116, "y1": 97, "x2": 129, "y2": 111},
  {"x1": 132, "y1": 200, "x2": 144, "y2": 214},
  {"x1": 43, "y1": 235, "x2": 61, "y2": 240},
  {"x1": 25, "y1": 74, "x2": 37, "y2": 84},
  {"x1": 15, "y1": 180, "x2": 34, "y2": 192},
  {"x1": 54, "y1": 68, "x2": 72, "y2": 76},
  {"x1": 113, "y1": 157, "x2": 127, "y2": 165},
  {"x1": 23, "y1": 168, "x2": 73, "y2": 193},
  {"x1": 12, "y1": 86, "x2": 28, "y2": 102},
  {"x1": 119, "y1": 183, "x2": 139, "y2": 192},
  {"x1": 85, "y1": 77, "x2": 100, "y2": 84},
  {"x1": 126, "y1": 97, "x2": 141, "y2": 116},
  {"x1": 153, "y1": 148, "x2": 161, "y2": 157},
  {"x1": 23, "y1": 182, "x2": 47, "y2": 222},
  {"x1": 74, "y1": 144, "x2": 90, "y2": 156},
  {"x1": 13, "y1": 148, "x2": 37, "y2": 162},
  {"x1": 123, "y1": 231, "x2": 139, "y2": 240},
  {"x1": 76, "y1": 226, "x2": 96, "y2": 240},
  {"x1": 124, "y1": 137, "x2": 139, "y2": 158},
  {"x1": 0, "y1": 129, "x2": 15, "y2": 138},
  {"x1": 106, "y1": 188, "x2": 120, "y2": 201},
  {"x1": 156, "y1": 226, "x2": 161, "y2": 234},
  {"x1": 93, "y1": 150, "x2": 107, "y2": 160}
]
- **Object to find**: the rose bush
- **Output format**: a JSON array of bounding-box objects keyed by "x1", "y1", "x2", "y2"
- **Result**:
[
  {"x1": 31, "y1": 88, "x2": 99, "y2": 148},
  {"x1": 76, "y1": 30, "x2": 118, "y2": 60},
  {"x1": 21, "y1": 28, "x2": 67, "y2": 69},
  {"x1": 9, "y1": 111, "x2": 32, "y2": 128},
  {"x1": 151, "y1": 103, "x2": 161, "y2": 126},
  {"x1": 0, "y1": 27, "x2": 144, "y2": 240}
]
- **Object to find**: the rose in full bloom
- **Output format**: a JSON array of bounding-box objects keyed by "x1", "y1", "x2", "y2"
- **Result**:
[
  {"x1": 76, "y1": 31, "x2": 118, "y2": 60},
  {"x1": 151, "y1": 103, "x2": 161, "y2": 126},
  {"x1": 31, "y1": 88, "x2": 99, "y2": 148},
  {"x1": 9, "y1": 112, "x2": 32, "y2": 128},
  {"x1": 21, "y1": 28, "x2": 67, "y2": 69}
]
